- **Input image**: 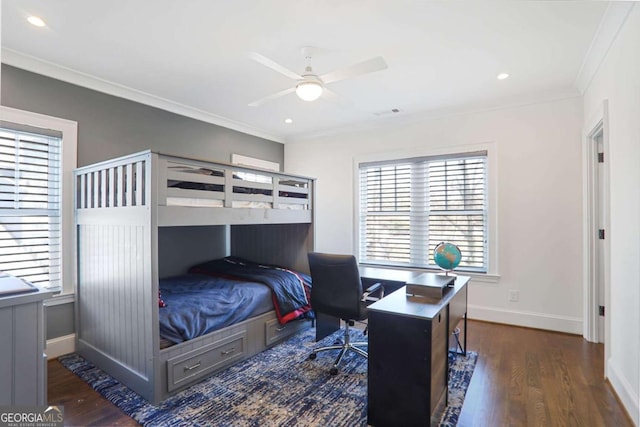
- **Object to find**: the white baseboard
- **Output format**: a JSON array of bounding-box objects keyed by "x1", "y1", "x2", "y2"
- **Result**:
[
  {"x1": 46, "y1": 333, "x2": 76, "y2": 359},
  {"x1": 468, "y1": 304, "x2": 583, "y2": 335},
  {"x1": 607, "y1": 359, "x2": 640, "y2": 426}
]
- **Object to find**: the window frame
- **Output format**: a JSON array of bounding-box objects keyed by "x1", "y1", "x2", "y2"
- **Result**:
[
  {"x1": 354, "y1": 143, "x2": 498, "y2": 280},
  {"x1": 0, "y1": 106, "x2": 77, "y2": 298}
]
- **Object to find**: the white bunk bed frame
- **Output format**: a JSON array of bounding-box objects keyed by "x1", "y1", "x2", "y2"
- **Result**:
[{"x1": 74, "y1": 150, "x2": 315, "y2": 404}]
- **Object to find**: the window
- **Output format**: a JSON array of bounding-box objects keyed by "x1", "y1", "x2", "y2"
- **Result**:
[
  {"x1": 0, "y1": 107, "x2": 77, "y2": 294},
  {"x1": 358, "y1": 151, "x2": 487, "y2": 272},
  {"x1": 0, "y1": 127, "x2": 62, "y2": 287}
]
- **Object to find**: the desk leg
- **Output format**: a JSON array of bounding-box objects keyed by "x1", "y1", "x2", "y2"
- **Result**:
[
  {"x1": 450, "y1": 313, "x2": 467, "y2": 356},
  {"x1": 463, "y1": 311, "x2": 467, "y2": 356}
]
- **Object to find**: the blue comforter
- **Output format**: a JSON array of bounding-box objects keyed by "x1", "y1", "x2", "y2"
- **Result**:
[
  {"x1": 159, "y1": 274, "x2": 272, "y2": 343},
  {"x1": 189, "y1": 257, "x2": 312, "y2": 324}
]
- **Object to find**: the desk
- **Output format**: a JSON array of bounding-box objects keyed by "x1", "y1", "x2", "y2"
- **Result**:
[
  {"x1": 367, "y1": 276, "x2": 469, "y2": 427},
  {"x1": 360, "y1": 267, "x2": 468, "y2": 354},
  {"x1": 360, "y1": 266, "x2": 423, "y2": 295},
  {"x1": 315, "y1": 267, "x2": 469, "y2": 351}
]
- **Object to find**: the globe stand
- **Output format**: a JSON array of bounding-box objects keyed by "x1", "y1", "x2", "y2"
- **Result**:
[{"x1": 438, "y1": 268, "x2": 457, "y2": 284}]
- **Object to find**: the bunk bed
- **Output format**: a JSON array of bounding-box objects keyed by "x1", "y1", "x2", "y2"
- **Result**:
[{"x1": 74, "y1": 150, "x2": 315, "y2": 404}]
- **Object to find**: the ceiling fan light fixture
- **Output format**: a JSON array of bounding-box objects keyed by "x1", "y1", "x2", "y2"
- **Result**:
[
  {"x1": 27, "y1": 15, "x2": 46, "y2": 27},
  {"x1": 296, "y1": 81, "x2": 323, "y2": 102}
]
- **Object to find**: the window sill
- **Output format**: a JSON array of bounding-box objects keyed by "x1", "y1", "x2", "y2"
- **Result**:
[
  {"x1": 44, "y1": 292, "x2": 75, "y2": 306},
  {"x1": 462, "y1": 272, "x2": 500, "y2": 285}
]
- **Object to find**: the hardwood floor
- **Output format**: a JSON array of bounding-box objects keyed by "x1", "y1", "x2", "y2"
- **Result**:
[
  {"x1": 459, "y1": 321, "x2": 633, "y2": 427},
  {"x1": 48, "y1": 320, "x2": 633, "y2": 426},
  {"x1": 47, "y1": 360, "x2": 137, "y2": 426}
]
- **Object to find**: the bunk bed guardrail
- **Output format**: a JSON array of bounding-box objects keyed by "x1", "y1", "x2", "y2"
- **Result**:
[
  {"x1": 76, "y1": 151, "x2": 149, "y2": 210},
  {"x1": 75, "y1": 151, "x2": 314, "y2": 220}
]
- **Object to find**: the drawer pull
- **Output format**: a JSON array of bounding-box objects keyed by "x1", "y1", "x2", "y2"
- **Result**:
[
  {"x1": 276, "y1": 326, "x2": 287, "y2": 332},
  {"x1": 221, "y1": 347, "x2": 236, "y2": 356},
  {"x1": 183, "y1": 360, "x2": 201, "y2": 371}
]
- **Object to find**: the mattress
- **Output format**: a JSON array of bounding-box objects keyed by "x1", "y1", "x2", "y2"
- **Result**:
[
  {"x1": 165, "y1": 197, "x2": 304, "y2": 209},
  {"x1": 158, "y1": 274, "x2": 273, "y2": 344}
]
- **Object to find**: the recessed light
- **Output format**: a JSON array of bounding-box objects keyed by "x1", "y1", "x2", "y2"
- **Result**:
[
  {"x1": 27, "y1": 16, "x2": 46, "y2": 27},
  {"x1": 284, "y1": 118, "x2": 293, "y2": 124},
  {"x1": 497, "y1": 73, "x2": 510, "y2": 80}
]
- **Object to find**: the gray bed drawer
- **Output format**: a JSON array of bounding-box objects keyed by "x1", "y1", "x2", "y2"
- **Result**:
[
  {"x1": 167, "y1": 331, "x2": 246, "y2": 392},
  {"x1": 265, "y1": 318, "x2": 307, "y2": 346}
]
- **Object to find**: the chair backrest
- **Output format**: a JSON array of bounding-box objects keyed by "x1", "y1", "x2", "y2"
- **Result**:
[{"x1": 307, "y1": 252, "x2": 364, "y2": 320}]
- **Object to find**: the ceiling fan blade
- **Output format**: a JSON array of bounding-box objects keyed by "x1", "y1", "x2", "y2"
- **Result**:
[
  {"x1": 248, "y1": 52, "x2": 302, "y2": 81},
  {"x1": 321, "y1": 88, "x2": 351, "y2": 106},
  {"x1": 248, "y1": 87, "x2": 295, "y2": 107},
  {"x1": 320, "y1": 56, "x2": 388, "y2": 85}
]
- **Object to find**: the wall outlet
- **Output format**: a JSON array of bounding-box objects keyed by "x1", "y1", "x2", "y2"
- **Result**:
[{"x1": 508, "y1": 290, "x2": 520, "y2": 302}]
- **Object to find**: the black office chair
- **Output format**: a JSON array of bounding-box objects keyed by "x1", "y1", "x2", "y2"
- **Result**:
[{"x1": 307, "y1": 252, "x2": 383, "y2": 375}]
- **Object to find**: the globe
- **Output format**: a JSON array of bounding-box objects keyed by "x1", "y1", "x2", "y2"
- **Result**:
[{"x1": 433, "y1": 242, "x2": 462, "y2": 273}]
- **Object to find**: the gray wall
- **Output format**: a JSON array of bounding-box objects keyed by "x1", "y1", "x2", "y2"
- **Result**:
[
  {"x1": 1, "y1": 64, "x2": 285, "y2": 340},
  {"x1": 158, "y1": 226, "x2": 229, "y2": 278},
  {"x1": 1, "y1": 65, "x2": 284, "y2": 167},
  {"x1": 46, "y1": 304, "x2": 75, "y2": 340}
]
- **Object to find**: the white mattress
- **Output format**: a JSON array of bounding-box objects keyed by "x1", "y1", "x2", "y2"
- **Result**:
[
  {"x1": 166, "y1": 197, "x2": 224, "y2": 207},
  {"x1": 166, "y1": 197, "x2": 304, "y2": 210}
]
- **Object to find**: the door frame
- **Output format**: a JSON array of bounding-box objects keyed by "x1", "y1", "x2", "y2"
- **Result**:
[{"x1": 582, "y1": 100, "x2": 611, "y2": 374}]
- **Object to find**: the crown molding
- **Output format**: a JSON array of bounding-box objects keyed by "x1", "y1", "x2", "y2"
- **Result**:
[
  {"x1": 287, "y1": 92, "x2": 582, "y2": 144},
  {"x1": 574, "y1": 2, "x2": 635, "y2": 94},
  {"x1": 1, "y1": 48, "x2": 285, "y2": 144}
]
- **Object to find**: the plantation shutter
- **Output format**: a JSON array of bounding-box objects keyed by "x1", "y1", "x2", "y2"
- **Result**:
[
  {"x1": 359, "y1": 163, "x2": 413, "y2": 264},
  {"x1": 359, "y1": 151, "x2": 487, "y2": 272},
  {"x1": 426, "y1": 155, "x2": 486, "y2": 270},
  {"x1": 0, "y1": 126, "x2": 62, "y2": 287}
]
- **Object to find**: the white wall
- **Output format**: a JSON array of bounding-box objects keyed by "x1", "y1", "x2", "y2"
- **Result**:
[
  {"x1": 583, "y1": 4, "x2": 640, "y2": 424},
  {"x1": 286, "y1": 96, "x2": 584, "y2": 334}
]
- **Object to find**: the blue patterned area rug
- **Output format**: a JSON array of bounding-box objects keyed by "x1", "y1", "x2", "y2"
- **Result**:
[{"x1": 59, "y1": 328, "x2": 477, "y2": 426}]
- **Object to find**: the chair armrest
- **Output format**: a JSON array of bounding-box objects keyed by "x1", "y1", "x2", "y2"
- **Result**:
[
  {"x1": 362, "y1": 282, "x2": 384, "y2": 302},
  {"x1": 365, "y1": 282, "x2": 382, "y2": 294}
]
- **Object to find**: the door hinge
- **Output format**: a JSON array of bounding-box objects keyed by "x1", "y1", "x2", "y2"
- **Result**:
[
  {"x1": 599, "y1": 305, "x2": 605, "y2": 316},
  {"x1": 598, "y1": 229, "x2": 605, "y2": 240},
  {"x1": 597, "y1": 152, "x2": 604, "y2": 163}
]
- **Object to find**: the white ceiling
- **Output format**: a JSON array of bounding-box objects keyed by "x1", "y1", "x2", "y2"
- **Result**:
[{"x1": 1, "y1": 1, "x2": 620, "y2": 143}]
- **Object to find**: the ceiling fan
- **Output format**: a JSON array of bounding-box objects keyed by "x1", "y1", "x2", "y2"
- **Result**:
[{"x1": 247, "y1": 47, "x2": 388, "y2": 107}]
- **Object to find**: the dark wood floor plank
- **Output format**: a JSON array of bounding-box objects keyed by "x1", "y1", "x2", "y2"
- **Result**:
[{"x1": 48, "y1": 320, "x2": 633, "y2": 426}]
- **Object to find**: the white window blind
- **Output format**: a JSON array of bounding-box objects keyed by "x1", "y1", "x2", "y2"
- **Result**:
[
  {"x1": 0, "y1": 127, "x2": 62, "y2": 287},
  {"x1": 359, "y1": 151, "x2": 487, "y2": 272}
]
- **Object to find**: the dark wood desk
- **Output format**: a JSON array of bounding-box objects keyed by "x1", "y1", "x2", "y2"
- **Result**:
[
  {"x1": 367, "y1": 276, "x2": 470, "y2": 427},
  {"x1": 360, "y1": 267, "x2": 468, "y2": 354},
  {"x1": 360, "y1": 266, "x2": 423, "y2": 294},
  {"x1": 315, "y1": 267, "x2": 469, "y2": 351}
]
